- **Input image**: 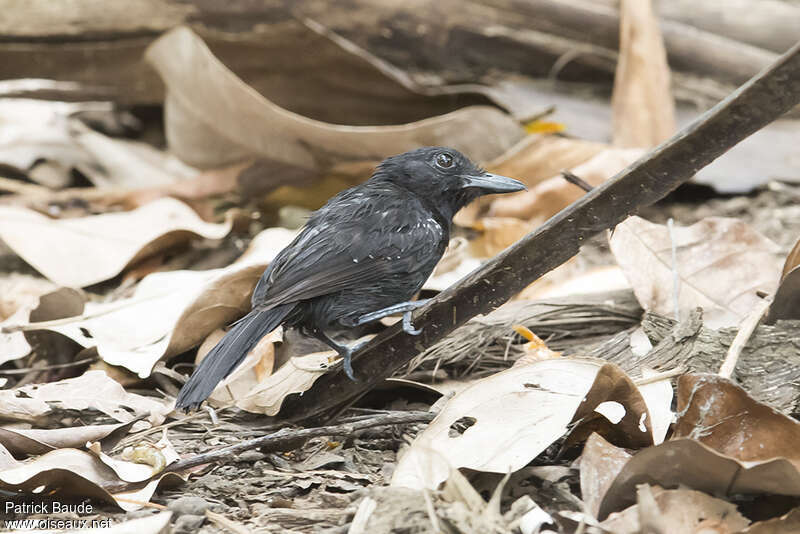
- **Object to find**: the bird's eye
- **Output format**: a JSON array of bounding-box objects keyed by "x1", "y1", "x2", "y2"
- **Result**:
[{"x1": 435, "y1": 152, "x2": 454, "y2": 169}]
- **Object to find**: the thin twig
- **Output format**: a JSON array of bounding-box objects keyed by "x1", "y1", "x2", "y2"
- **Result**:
[
  {"x1": 111, "y1": 403, "x2": 237, "y2": 453},
  {"x1": 0, "y1": 176, "x2": 51, "y2": 196},
  {"x1": 0, "y1": 356, "x2": 97, "y2": 375},
  {"x1": 104, "y1": 410, "x2": 434, "y2": 492},
  {"x1": 718, "y1": 297, "x2": 772, "y2": 379},
  {"x1": 560, "y1": 170, "x2": 594, "y2": 193},
  {"x1": 205, "y1": 510, "x2": 251, "y2": 534},
  {"x1": 634, "y1": 367, "x2": 684, "y2": 386},
  {"x1": 667, "y1": 218, "x2": 681, "y2": 321}
]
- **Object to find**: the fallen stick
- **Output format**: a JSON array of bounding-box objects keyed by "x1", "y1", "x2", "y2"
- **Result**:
[
  {"x1": 279, "y1": 40, "x2": 800, "y2": 423},
  {"x1": 103, "y1": 410, "x2": 434, "y2": 493}
]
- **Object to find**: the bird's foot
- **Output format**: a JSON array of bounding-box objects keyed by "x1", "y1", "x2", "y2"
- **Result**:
[
  {"x1": 355, "y1": 299, "x2": 431, "y2": 326},
  {"x1": 339, "y1": 339, "x2": 370, "y2": 381},
  {"x1": 402, "y1": 310, "x2": 422, "y2": 335},
  {"x1": 341, "y1": 348, "x2": 356, "y2": 381}
]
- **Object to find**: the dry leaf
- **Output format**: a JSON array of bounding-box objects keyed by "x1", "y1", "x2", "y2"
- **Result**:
[
  {"x1": 0, "y1": 99, "x2": 107, "y2": 187},
  {"x1": 768, "y1": 266, "x2": 800, "y2": 322},
  {"x1": 781, "y1": 238, "x2": 800, "y2": 279},
  {"x1": 110, "y1": 160, "x2": 251, "y2": 215},
  {"x1": 767, "y1": 238, "x2": 800, "y2": 323},
  {"x1": 487, "y1": 135, "x2": 607, "y2": 190},
  {"x1": 96, "y1": 432, "x2": 179, "y2": 481},
  {"x1": 599, "y1": 439, "x2": 800, "y2": 519},
  {"x1": 674, "y1": 373, "x2": 800, "y2": 467},
  {"x1": 600, "y1": 486, "x2": 749, "y2": 534},
  {"x1": 0, "y1": 421, "x2": 131, "y2": 457},
  {"x1": 610, "y1": 216, "x2": 782, "y2": 328},
  {"x1": 146, "y1": 26, "x2": 523, "y2": 171},
  {"x1": 0, "y1": 273, "x2": 57, "y2": 321},
  {"x1": 612, "y1": 0, "x2": 676, "y2": 147},
  {"x1": 0, "y1": 370, "x2": 171, "y2": 425},
  {"x1": 236, "y1": 350, "x2": 339, "y2": 415},
  {"x1": 0, "y1": 197, "x2": 232, "y2": 287},
  {"x1": 517, "y1": 264, "x2": 629, "y2": 300},
  {"x1": 637, "y1": 368, "x2": 674, "y2": 445},
  {"x1": 391, "y1": 359, "x2": 653, "y2": 490},
  {"x1": 580, "y1": 433, "x2": 632, "y2": 519},
  {"x1": 0, "y1": 446, "x2": 182, "y2": 511},
  {"x1": 70, "y1": 121, "x2": 196, "y2": 188},
  {"x1": 208, "y1": 328, "x2": 282, "y2": 406},
  {"x1": 488, "y1": 148, "x2": 644, "y2": 223},
  {"x1": 0, "y1": 306, "x2": 35, "y2": 365},
  {"x1": 15, "y1": 228, "x2": 295, "y2": 377},
  {"x1": 0, "y1": 286, "x2": 85, "y2": 366},
  {"x1": 738, "y1": 508, "x2": 800, "y2": 534},
  {"x1": 469, "y1": 217, "x2": 534, "y2": 257}
]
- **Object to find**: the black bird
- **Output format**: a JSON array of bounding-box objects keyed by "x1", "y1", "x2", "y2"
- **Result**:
[{"x1": 175, "y1": 147, "x2": 525, "y2": 411}]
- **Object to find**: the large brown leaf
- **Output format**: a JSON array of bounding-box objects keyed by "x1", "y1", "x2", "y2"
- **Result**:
[
  {"x1": 600, "y1": 485, "x2": 749, "y2": 533},
  {"x1": 145, "y1": 27, "x2": 524, "y2": 171},
  {"x1": 674, "y1": 373, "x2": 800, "y2": 468},
  {"x1": 612, "y1": 0, "x2": 676, "y2": 147}
]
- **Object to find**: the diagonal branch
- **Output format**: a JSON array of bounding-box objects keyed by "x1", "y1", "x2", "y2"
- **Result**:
[{"x1": 280, "y1": 40, "x2": 800, "y2": 423}]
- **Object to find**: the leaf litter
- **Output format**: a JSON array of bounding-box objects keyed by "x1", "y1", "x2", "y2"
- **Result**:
[{"x1": 1, "y1": 0, "x2": 800, "y2": 531}]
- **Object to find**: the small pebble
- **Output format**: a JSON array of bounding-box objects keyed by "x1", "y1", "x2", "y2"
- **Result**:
[
  {"x1": 172, "y1": 514, "x2": 205, "y2": 534},
  {"x1": 168, "y1": 496, "x2": 211, "y2": 516},
  {"x1": 238, "y1": 450, "x2": 266, "y2": 462}
]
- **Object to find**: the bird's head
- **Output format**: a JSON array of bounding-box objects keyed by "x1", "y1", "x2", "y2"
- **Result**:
[{"x1": 372, "y1": 147, "x2": 526, "y2": 219}]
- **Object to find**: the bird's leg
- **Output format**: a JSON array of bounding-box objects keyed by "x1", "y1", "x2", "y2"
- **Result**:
[
  {"x1": 354, "y1": 299, "x2": 431, "y2": 335},
  {"x1": 310, "y1": 328, "x2": 367, "y2": 381},
  {"x1": 402, "y1": 311, "x2": 422, "y2": 335}
]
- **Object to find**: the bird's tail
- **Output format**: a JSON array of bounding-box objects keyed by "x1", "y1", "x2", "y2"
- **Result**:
[{"x1": 175, "y1": 304, "x2": 294, "y2": 411}]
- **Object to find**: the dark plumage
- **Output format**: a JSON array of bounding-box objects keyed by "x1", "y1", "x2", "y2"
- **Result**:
[{"x1": 175, "y1": 147, "x2": 525, "y2": 411}]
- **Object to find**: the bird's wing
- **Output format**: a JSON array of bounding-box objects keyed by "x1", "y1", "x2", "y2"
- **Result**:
[{"x1": 252, "y1": 205, "x2": 444, "y2": 309}]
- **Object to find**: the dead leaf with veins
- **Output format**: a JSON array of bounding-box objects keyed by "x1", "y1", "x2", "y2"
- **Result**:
[
  {"x1": 208, "y1": 328, "x2": 282, "y2": 406},
  {"x1": 600, "y1": 485, "x2": 748, "y2": 534},
  {"x1": 390, "y1": 359, "x2": 657, "y2": 490},
  {"x1": 0, "y1": 286, "x2": 85, "y2": 366},
  {"x1": 0, "y1": 197, "x2": 232, "y2": 287},
  {"x1": 0, "y1": 370, "x2": 171, "y2": 425},
  {"x1": 579, "y1": 433, "x2": 632, "y2": 518},
  {"x1": 6, "y1": 227, "x2": 296, "y2": 377},
  {"x1": 610, "y1": 216, "x2": 782, "y2": 328},
  {"x1": 236, "y1": 349, "x2": 348, "y2": 415},
  {"x1": 0, "y1": 446, "x2": 183, "y2": 511},
  {"x1": 0, "y1": 421, "x2": 132, "y2": 457},
  {"x1": 674, "y1": 373, "x2": 800, "y2": 467},
  {"x1": 599, "y1": 439, "x2": 800, "y2": 519}
]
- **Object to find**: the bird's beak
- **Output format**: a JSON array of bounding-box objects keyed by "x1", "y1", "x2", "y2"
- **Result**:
[{"x1": 461, "y1": 172, "x2": 527, "y2": 193}]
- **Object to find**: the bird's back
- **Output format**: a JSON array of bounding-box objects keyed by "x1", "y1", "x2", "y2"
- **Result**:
[{"x1": 251, "y1": 180, "x2": 448, "y2": 326}]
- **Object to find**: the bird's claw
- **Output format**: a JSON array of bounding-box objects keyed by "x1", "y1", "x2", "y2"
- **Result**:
[
  {"x1": 340, "y1": 339, "x2": 369, "y2": 381},
  {"x1": 402, "y1": 310, "x2": 422, "y2": 335},
  {"x1": 343, "y1": 352, "x2": 357, "y2": 381}
]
